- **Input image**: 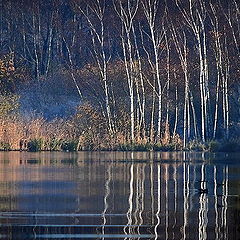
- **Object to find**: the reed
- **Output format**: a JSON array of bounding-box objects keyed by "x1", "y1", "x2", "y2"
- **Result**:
[{"x1": 1, "y1": 111, "x2": 240, "y2": 152}]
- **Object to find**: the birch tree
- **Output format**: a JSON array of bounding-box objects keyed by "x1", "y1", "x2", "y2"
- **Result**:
[
  {"x1": 32, "y1": 12, "x2": 41, "y2": 81},
  {"x1": 220, "y1": 0, "x2": 240, "y2": 55},
  {"x1": 77, "y1": 0, "x2": 114, "y2": 134},
  {"x1": 209, "y1": 3, "x2": 224, "y2": 139},
  {"x1": 113, "y1": 0, "x2": 140, "y2": 143},
  {"x1": 164, "y1": 27, "x2": 171, "y2": 144},
  {"x1": 62, "y1": 37, "x2": 83, "y2": 99},
  {"x1": 172, "y1": 67, "x2": 178, "y2": 137},
  {"x1": 171, "y1": 23, "x2": 189, "y2": 148},
  {"x1": 132, "y1": 23, "x2": 146, "y2": 140},
  {"x1": 223, "y1": 32, "x2": 230, "y2": 139},
  {"x1": 176, "y1": 0, "x2": 211, "y2": 142},
  {"x1": 210, "y1": 2, "x2": 232, "y2": 139},
  {"x1": 142, "y1": 0, "x2": 165, "y2": 141}
]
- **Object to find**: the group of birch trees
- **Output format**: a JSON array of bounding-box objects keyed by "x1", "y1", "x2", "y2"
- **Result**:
[{"x1": 0, "y1": 0, "x2": 239, "y2": 145}]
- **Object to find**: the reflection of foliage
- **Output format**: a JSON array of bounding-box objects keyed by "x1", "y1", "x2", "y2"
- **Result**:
[{"x1": 0, "y1": 95, "x2": 19, "y2": 117}]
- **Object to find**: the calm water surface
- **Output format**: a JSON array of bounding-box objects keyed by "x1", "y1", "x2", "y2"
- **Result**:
[{"x1": 0, "y1": 151, "x2": 239, "y2": 239}]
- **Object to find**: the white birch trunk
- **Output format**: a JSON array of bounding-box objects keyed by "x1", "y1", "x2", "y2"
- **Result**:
[
  {"x1": 173, "y1": 85, "x2": 178, "y2": 137},
  {"x1": 79, "y1": 1, "x2": 114, "y2": 134},
  {"x1": 32, "y1": 14, "x2": 40, "y2": 82},
  {"x1": 113, "y1": 0, "x2": 140, "y2": 143},
  {"x1": 142, "y1": 0, "x2": 164, "y2": 142},
  {"x1": 176, "y1": 0, "x2": 210, "y2": 142}
]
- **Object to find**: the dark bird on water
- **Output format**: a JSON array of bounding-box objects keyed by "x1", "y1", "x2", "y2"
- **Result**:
[{"x1": 198, "y1": 188, "x2": 208, "y2": 194}]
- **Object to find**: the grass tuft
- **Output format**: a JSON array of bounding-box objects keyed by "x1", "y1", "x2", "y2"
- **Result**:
[{"x1": 27, "y1": 138, "x2": 44, "y2": 152}]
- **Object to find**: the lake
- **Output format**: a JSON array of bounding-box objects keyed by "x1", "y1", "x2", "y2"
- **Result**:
[{"x1": 0, "y1": 151, "x2": 239, "y2": 239}]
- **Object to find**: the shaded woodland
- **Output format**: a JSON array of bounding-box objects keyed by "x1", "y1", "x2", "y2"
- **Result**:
[{"x1": 0, "y1": 0, "x2": 240, "y2": 151}]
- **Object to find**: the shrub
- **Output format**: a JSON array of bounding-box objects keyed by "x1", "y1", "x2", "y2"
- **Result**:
[
  {"x1": 61, "y1": 140, "x2": 78, "y2": 152},
  {"x1": 188, "y1": 140, "x2": 206, "y2": 151},
  {"x1": 171, "y1": 134, "x2": 183, "y2": 150},
  {"x1": 0, "y1": 141, "x2": 11, "y2": 151},
  {"x1": 133, "y1": 143, "x2": 153, "y2": 151},
  {"x1": 27, "y1": 138, "x2": 44, "y2": 152},
  {"x1": 208, "y1": 140, "x2": 220, "y2": 152},
  {"x1": 153, "y1": 143, "x2": 175, "y2": 151},
  {"x1": 118, "y1": 143, "x2": 135, "y2": 151},
  {"x1": 0, "y1": 94, "x2": 19, "y2": 117},
  {"x1": 118, "y1": 143, "x2": 153, "y2": 151},
  {"x1": 49, "y1": 138, "x2": 63, "y2": 151}
]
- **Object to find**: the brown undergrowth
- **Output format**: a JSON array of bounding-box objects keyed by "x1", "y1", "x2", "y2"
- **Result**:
[{"x1": 1, "y1": 102, "x2": 239, "y2": 152}]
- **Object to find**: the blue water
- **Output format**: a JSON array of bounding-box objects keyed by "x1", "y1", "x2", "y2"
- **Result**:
[{"x1": 0, "y1": 151, "x2": 239, "y2": 239}]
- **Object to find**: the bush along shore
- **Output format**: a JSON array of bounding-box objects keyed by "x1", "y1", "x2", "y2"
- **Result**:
[
  {"x1": 0, "y1": 113, "x2": 239, "y2": 153},
  {"x1": 2, "y1": 138, "x2": 240, "y2": 153}
]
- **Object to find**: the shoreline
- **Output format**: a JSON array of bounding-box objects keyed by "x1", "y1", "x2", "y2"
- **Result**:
[{"x1": 0, "y1": 148, "x2": 239, "y2": 153}]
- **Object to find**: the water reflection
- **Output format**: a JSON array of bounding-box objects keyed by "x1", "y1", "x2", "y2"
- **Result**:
[{"x1": 0, "y1": 151, "x2": 239, "y2": 239}]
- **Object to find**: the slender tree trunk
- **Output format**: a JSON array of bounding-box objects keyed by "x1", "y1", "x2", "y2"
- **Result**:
[
  {"x1": 224, "y1": 34, "x2": 230, "y2": 138},
  {"x1": 33, "y1": 14, "x2": 40, "y2": 81},
  {"x1": 142, "y1": 0, "x2": 164, "y2": 142},
  {"x1": 176, "y1": 0, "x2": 209, "y2": 142},
  {"x1": 63, "y1": 37, "x2": 82, "y2": 99},
  {"x1": 197, "y1": 35, "x2": 206, "y2": 142},
  {"x1": 213, "y1": 71, "x2": 220, "y2": 139},
  {"x1": 202, "y1": 21, "x2": 211, "y2": 139},
  {"x1": 79, "y1": 2, "x2": 114, "y2": 135},
  {"x1": 183, "y1": 70, "x2": 189, "y2": 148},
  {"x1": 151, "y1": 27, "x2": 162, "y2": 141},
  {"x1": 171, "y1": 24, "x2": 189, "y2": 147},
  {"x1": 121, "y1": 30, "x2": 135, "y2": 143},
  {"x1": 114, "y1": 0, "x2": 140, "y2": 143},
  {"x1": 150, "y1": 83, "x2": 156, "y2": 144},
  {"x1": 132, "y1": 24, "x2": 146, "y2": 140},
  {"x1": 210, "y1": 5, "x2": 222, "y2": 139},
  {"x1": 173, "y1": 84, "x2": 178, "y2": 137},
  {"x1": 165, "y1": 32, "x2": 170, "y2": 139},
  {"x1": 45, "y1": 11, "x2": 54, "y2": 76},
  {"x1": 187, "y1": 94, "x2": 191, "y2": 139},
  {"x1": 22, "y1": 12, "x2": 27, "y2": 59},
  {"x1": 189, "y1": 91, "x2": 198, "y2": 139}
]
